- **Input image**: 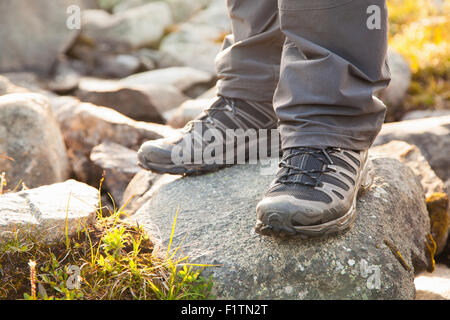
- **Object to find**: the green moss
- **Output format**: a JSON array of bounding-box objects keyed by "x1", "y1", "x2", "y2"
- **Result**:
[
  {"x1": 425, "y1": 233, "x2": 437, "y2": 273},
  {"x1": 426, "y1": 192, "x2": 449, "y2": 254},
  {"x1": 384, "y1": 239, "x2": 412, "y2": 272}
]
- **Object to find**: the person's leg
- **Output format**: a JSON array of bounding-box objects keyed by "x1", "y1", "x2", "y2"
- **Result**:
[
  {"x1": 255, "y1": 0, "x2": 391, "y2": 238},
  {"x1": 138, "y1": 0, "x2": 284, "y2": 175},
  {"x1": 216, "y1": 0, "x2": 284, "y2": 102},
  {"x1": 274, "y1": 0, "x2": 390, "y2": 150}
]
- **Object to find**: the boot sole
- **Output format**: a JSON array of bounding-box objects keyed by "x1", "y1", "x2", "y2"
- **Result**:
[
  {"x1": 138, "y1": 160, "x2": 227, "y2": 176},
  {"x1": 138, "y1": 135, "x2": 280, "y2": 176}
]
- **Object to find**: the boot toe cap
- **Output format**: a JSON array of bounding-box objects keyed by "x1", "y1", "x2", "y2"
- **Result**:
[{"x1": 138, "y1": 139, "x2": 174, "y2": 165}]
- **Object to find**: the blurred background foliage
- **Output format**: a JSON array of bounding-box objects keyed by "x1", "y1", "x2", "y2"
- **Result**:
[{"x1": 388, "y1": 0, "x2": 449, "y2": 113}]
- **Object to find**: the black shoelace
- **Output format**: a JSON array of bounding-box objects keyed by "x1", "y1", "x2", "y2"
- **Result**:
[{"x1": 276, "y1": 147, "x2": 339, "y2": 187}]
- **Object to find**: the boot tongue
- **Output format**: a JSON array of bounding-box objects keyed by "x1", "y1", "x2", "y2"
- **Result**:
[{"x1": 285, "y1": 148, "x2": 326, "y2": 186}]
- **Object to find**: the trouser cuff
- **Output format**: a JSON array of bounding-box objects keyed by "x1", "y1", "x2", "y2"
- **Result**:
[
  {"x1": 280, "y1": 129, "x2": 379, "y2": 151},
  {"x1": 217, "y1": 80, "x2": 277, "y2": 102}
]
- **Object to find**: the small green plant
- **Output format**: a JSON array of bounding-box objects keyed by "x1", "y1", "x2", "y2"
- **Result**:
[{"x1": 0, "y1": 178, "x2": 214, "y2": 300}]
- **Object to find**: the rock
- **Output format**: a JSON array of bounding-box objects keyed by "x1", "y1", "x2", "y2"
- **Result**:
[
  {"x1": 54, "y1": 98, "x2": 177, "y2": 186},
  {"x1": 426, "y1": 193, "x2": 449, "y2": 258},
  {"x1": 160, "y1": 23, "x2": 226, "y2": 74},
  {"x1": 372, "y1": 141, "x2": 449, "y2": 255},
  {"x1": 79, "y1": 3, "x2": 173, "y2": 51},
  {"x1": 166, "y1": 87, "x2": 217, "y2": 127},
  {"x1": 0, "y1": 93, "x2": 70, "y2": 189},
  {"x1": 0, "y1": 180, "x2": 98, "y2": 243},
  {"x1": 402, "y1": 109, "x2": 450, "y2": 121},
  {"x1": 167, "y1": 97, "x2": 216, "y2": 128},
  {"x1": 1, "y1": 72, "x2": 49, "y2": 95},
  {"x1": 374, "y1": 116, "x2": 450, "y2": 182},
  {"x1": 134, "y1": 52, "x2": 156, "y2": 71},
  {"x1": 1, "y1": 72, "x2": 63, "y2": 104},
  {"x1": 80, "y1": 0, "x2": 100, "y2": 9},
  {"x1": 112, "y1": 0, "x2": 152, "y2": 13},
  {"x1": 189, "y1": 0, "x2": 230, "y2": 32},
  {"x1": 68, "y1": 44, "x2": 142, "y2": 78},
  {"x1": 446, "y1": 179, "x2": 450, "y2": 199},
  {"x1": 131, "y1": 156, "x2": 432, "y2": 299},
  {"x1": 47, "y1": 95, "x2": 82, "y2": 116},
  {"x1": 90, "y1": 54, "x2": 141, "y2": 79},
  {"x1": 158, "y1": 0, "x2": 230, "y2": 74},
  {"x1": 0, "y1": 75, "x2": 27, "y2": 96},
  {"x1": 133, "y1": 48, "x2": 183, "y2": 70},
  {"x1": 0, "y1": 0, "x2": 81, "y2": 75},
  {"x1": 114, "y1": 0, "x2": 212, "y2": 22},
  {"x1": 46, "y1": 58, "x2": 84, "y2": 94},
  {"x1": 439, "y1": 234, "x2": 450, "y2": 266},
  {"x1": 76, "y1": 10, "x2": 130, "y2": 53},
  {"x1": 377, "y1": 49, "x2": 412, "y2": 120},
  {"x1": 197, "y1": 85, "x2": 218, "y2": 99},
  {"x1": 165, "y1": 0, "x2": 212, "y2": 22},
  {"x1": 90, "y1": 142, "x2": 141, "y2": 204},
  {"x1": 120, "y1": 170, "x2": 171, "y2": 214},
  {"x1": 98, "y1": 0, "x2": 123, "y2": 10},
  {"x1": 415, "y1": 264, "x2": 450, "y2": 300},
  {"x1": 75, "y1": 77, "x2": 188, "y2": 122},
  {"x1": 371, "y1": 141, "x2": 446, "y2": 197},
  {"x1": 121, "y1": 67, "x2": 215, "y2": 95}
]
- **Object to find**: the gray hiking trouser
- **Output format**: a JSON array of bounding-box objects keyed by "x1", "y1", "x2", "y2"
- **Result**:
[{"x1": 215, "y1": 0, "x2": 391, "y2": 150}]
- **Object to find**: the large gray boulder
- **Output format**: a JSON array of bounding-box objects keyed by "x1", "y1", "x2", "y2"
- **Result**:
[
  {"x1": 132, "y1": 155, "x2": 432, "y2": 299},
  {"x1": 374, "y1": 115, "x2": 450, "y2": 182},
  {"x1": 0, "y1": 180, "x2": 98, "y2": 242},
  {"x1": 0, "y1": 93, "x2": 70, "y2": 189},
  {"x1": 0, "y1": 0, "x2": 82, "y2": 75}
]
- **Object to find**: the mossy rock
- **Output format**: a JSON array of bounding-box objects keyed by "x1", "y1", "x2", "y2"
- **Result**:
[{"x1": 427, "y1": 192, "x2": 450, "y2": 256}]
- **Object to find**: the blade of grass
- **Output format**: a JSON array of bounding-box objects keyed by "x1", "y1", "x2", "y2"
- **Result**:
[
  {"x1": 65, "y1": 192, "x2": 72, "y2": 251},
  {"x1": 166, "y1": 206, "x2": 180, "y2": 260}
]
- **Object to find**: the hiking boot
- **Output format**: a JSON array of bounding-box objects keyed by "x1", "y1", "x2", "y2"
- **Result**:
[
  {"x1": 255, "y1": 147, "x2": 372, "y2": 239},
  {"x1": 138, "y1": 96, "x2": 278, "y2": 175}
]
